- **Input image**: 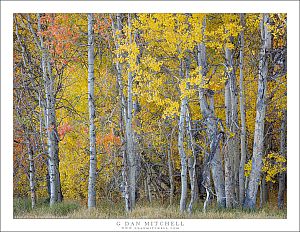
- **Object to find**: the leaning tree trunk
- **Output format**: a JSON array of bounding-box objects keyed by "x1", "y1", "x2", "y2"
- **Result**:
[
  {"x1": 238, "y1": 13, "x2": 247, "y2": 206},
  {"x1": 244, "y1": 13, "x2": 271, "y2": 209},
  {"x1": 87, "y1": 13, "x2": 97, "y2": 209},
  {"x1": 278, "y1": 109, "x2": 287, "y2": 209}
]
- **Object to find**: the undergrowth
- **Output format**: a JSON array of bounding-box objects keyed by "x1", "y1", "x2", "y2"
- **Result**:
[{"x1": 14, "y1": 197, "x2": 286, "y2": 219}]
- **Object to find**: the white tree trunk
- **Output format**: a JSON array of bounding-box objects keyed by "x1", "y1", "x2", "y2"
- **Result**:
[
  {"x1": 111, "y1": 13, "x2": 131, "y2": 212},
  {"x1": 126, "y1": 14, "x2": 136, "y2": 210},
  {"x1": 186, "y1": 109, "x2": 198, "y2": 213},
  {"x1": 244, "y1": 13, "x2": 271, "y2": 209},
  {"x1": 26, "y1": 140, "x2": 36, "y2": 209},
  {"x1": 87, "y1": 13, "x2": 97, "y2": 209},
  {"x1": 178, "y1": 95, "x2": 188, "y2": 213},
  {"x1": 238, "y1": 13, "x2": 247, "y2": 205},
  {"x1": 197, "y1": 17, "x2": 226, "y2": 208},
  {"x1": 37, "y1": 13, "x2": 57, "y2": 207},
  {"x1": 46, "y1": 57, "x2": 63, "y2": 203}
]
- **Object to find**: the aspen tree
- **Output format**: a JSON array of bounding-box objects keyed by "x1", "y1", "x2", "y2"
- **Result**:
[{"x1": 87, "y1": 13, "x2": 97, "y2": 208}]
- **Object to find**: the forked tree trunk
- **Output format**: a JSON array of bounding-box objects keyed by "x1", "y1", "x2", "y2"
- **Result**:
[
  {"x1": 87, "y1": 13, "x2": 97, "y2": 209},
  {"x1": 244, "y1": 14, "x2": 271, "y2": 209}
]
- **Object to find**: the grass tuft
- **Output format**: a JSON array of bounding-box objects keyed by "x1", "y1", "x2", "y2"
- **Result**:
[{"x1": 14, "y1": 198, "x2": 80, "y2": 218}]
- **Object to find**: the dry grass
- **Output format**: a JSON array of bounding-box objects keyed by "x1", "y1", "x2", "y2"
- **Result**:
[{"x1": 14, "y1": 198, "x2": 286, "y2": 219}]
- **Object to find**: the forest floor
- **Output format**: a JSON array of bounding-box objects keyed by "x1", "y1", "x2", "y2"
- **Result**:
[{"x1": 14, "y1": 197, "x2": 286, "y2": 219}]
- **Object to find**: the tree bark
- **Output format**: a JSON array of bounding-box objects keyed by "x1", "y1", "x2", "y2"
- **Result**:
[
  {"x1": 111, "y1": 13, "x2": 131, "y2": 212},
  {"x1": 45, "y1": 55, "x2": 63, "y2": 203},
  {"x1": 27, "y1": 139, "x2": 36, "y2": 209},
  {"x1": 126, "y1": 14, "x2": 136, "y2": 210},
  {"x1": 187, "y1": 108, "x2": 198, "y2": 213},
  {"x1": 37, "y1": 13, "x2": 57, "y2": 207},
  {"x1": 226, "y1": 40, "x2": 240, "y2": 205},
  {"x1": 224, "y1": 74, "x2": 235, "y2": 208},
  {"x1": 197, "y1": 17, "x2": 226, "y2": 208},
  {"x1": 238, "y1": 13, "x2": 247, "y2": 206},
  {"x1": 178, "y1": 57, "x2": 188, "y2": 213},
  {"x1": 244, "y1": 13, "x2": 271, "y2": 209},
  {"x1": 87, "y1": 13, "x2": 97, "y2": 209},
  {"x1": 178, "y1": 95, "x2": 188, "y2": 213}
]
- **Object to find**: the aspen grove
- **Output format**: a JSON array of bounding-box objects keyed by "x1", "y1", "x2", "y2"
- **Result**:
[{"x1": 13, "y1": 13, "x2": 287, "y2": 216}]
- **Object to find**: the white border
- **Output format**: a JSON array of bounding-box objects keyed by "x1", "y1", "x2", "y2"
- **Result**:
[{"x1": 1, "y1": 1, "x2": 299, "y2": 231}]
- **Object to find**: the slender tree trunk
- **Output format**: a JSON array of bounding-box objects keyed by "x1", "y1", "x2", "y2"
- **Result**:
[
  {"x1": 37, "y1": 13, "x2": 57, "y2": 206},
  {"x1": 122, "y1": 150, "x2": 130, "y2": 211},
  {"x1": 178, "y1": 57, "x2": 188, "y2": 212},
  {"x1": 126, "y1": 14, "x2": 136, "y2": 210},
  {"x1": 167, "y1": 143, "x2": 174, "y2": 205},
  {"x1": 27, "y1": 139, "x2": 36, "y2": 209},
  {"x1": 133, "y1": 27, "x2": 143, "y2": 203},
  {"x1": 111, "y1": 13, "x2": 131, "y2": 212},
  {"x1": 178, "y1": 95, "x2": 188, "y2": 213},
  {"x1": 202, "y1": 152, "x2": 211, "y2": 212},
  {"x1": 38, "y1": 95, "x2": 51, "y2": 200},
  {"x1": 87, "y1": 13, "x2": 97, "y2": 209},
  {"x1": 182, "y1": 54, "x2": 198, "y2": 213},
  {"x1": 260, "y1": 172, "x2": 268, "y2": 208},
  {"x1": 244, "y1": 14, "x2": 271, "y2": 209},
  {"x1": 238, "y1": 13, "x2": 247, "y2": 206},
  {"x1": 187, "y1": 108, "x2": 198, "y2": 213},
  {"x1": 278, "y1": 109, "x2": 287, "y2": 209},
  {"x1": 54, "y1": 139, "x2": 63, "y2": 202}
]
